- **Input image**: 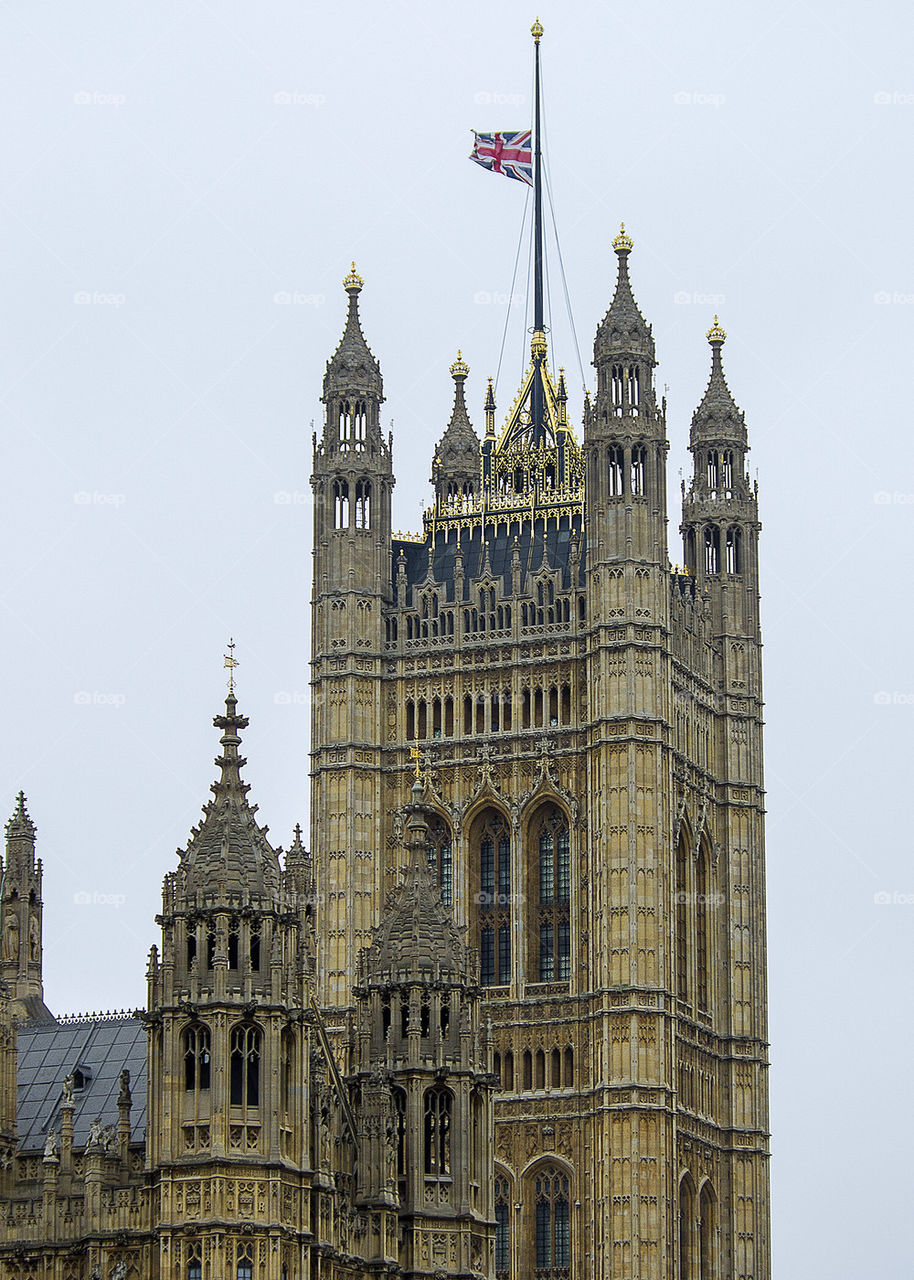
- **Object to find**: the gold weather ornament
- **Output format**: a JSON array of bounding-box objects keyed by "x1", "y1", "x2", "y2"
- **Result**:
[
  {"x1": 223, "y1": 638, "x2": 239, "y2": 693},
  {"x1": 409, "y1": 746, "x2": 423, "y2": 781}
]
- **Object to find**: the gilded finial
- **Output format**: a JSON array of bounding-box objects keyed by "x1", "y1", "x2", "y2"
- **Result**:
[
  {"x1": 409, "y1": 746, "x2": 423, "y2": 781},
  {"x1": 612, "y1": 222, "x2": 633, "y2": 253},
  {"x1": 343, "y1": 261, "x2": 363, "y2": 293},
  {"x1": 531, "y1": 17, "x2": 543, "y2": 42},
  {"x1": 223, "y1": 638, "x2": 239, "y2": 694},
  {"x1": 707, "y1": 315, "x2": 727, "y2": 344},
  {"x1": 530, "y1": 329, "x2": 548, "y2": 362},
  {"x1": 450, "y1": 350, "x2": 469, "y2": 379}
]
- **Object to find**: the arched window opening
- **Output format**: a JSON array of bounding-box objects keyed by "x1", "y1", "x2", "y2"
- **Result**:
[
  {"x1": 522, "y1": 688, "x2": 531, "y2": 728},
  {"x1": 504, "y1": 1049, "x2": 514, "y2": 1091},
  {"x1": 679, "y1": 1176, "x2": 695, "y2": 1280},
  {"x1": 534, "y1": 687, "x2": 544, "y2": 727},
  {"x1": 423, "y1": 1088, "x2": 451, "y2": 1177},
  {"x1": 706, "y1": 450, "x2": 719, "y2": 490},
  {"x1": 532, "y1": 807, "x2": 571, "y2": 982},
  {"x1": 427, "y1": 816, "x2": 454, "y2": 907},
  {"x1": 381, "y1": 995, "x2": 391, "y2": 1040},
  {"x1": 464, "y1": 694, "x2": 473, "y2": 734},
  {"x1": 417, "y1": 700, "x2": 427, "y2": 739},
  {"x1": 699, "y1": 1183, "x2": 715, "y2": 1279},
  {"x1": 476, "y1": 693, "x2": 485, "y2": 735},
  {"x1": 230, "y1": 1023, "x2": 261, "y2": 1108},
  {"x1": 608, "y1": 444, "x2": 624, "y2": 496},
  {"x1": 393, "y1": 1087, "x2": 407, "y2": 1178},
  {"x1": 250, "y1": 923, "x2": 260, "y2": 972},
  {"x1": 354, "y1": 399, "x2": 367, "y2": 449},
  {"x1": 551, "y1": 1047, "x2": 561, "y2": 1088},
  {"x1": 236, "y1": 1244, "x2": 254, "y2": 1280},
  {"x1": 355, "y1": 479, "x2": 371, "y2": 529},
  {"x1": 491, "y1": 691, "x2": 501, "y2": 732},
  {"x1": 534, "y1": 1167, "x2": 571, "y2": 1275},
  {"x1": 445, "y1": 696, "x2": 454, "y2": 736},
  {"x1": 523, "y1": 1049, "x2": 533, "y2": 1091},
  {"x1": 183, "y1": 1023, "x2": 211, "y2": 1092},
  {"x1": 333, "y1": 479, "x2": 350, "y2": 529},
  {"x1": 478, "y1": 813, "x2": 511, "y2": 985},
  {"x1": 721, "y1": 450, "x2": 733, "y2": 490},
  {"x1": 420, "y1": 1002, "x2": 431, "y2": 1037},
  {"x1": 503, "y1": 691, "x2": 513, "y2": 730},
  {"x1": 611, "y1": 364, "x2": 624, "y2": 413},
  {"x1": 206, "y1": 923, "x2": 215, "y2": 970},
  {"x1": 676, "y1": 828, "x2": 690, "y2": 1004},
  {"x1": 339, "y1": 400, "x2": 352, "y2": 447},
  {"x1": 406, "y1": 700, "x2": 416, "y2": 741},
  {"x1": 627, "y1": 364, "x2": 640, "y2": 410},
  {"x1": 685, "y1": 528, "x2": 697, "y2": 576},
  {"x1": 631, "y1": 444, "x2": 646, "y2": 495},
  {"x1": 535, "y1": 1049, "x2": 546, "y2": 1090},
  {"x1": 696, "y1": 842, "x2": 712, "y2": 1015},
  {"x1": 725, "y1": 526, "x2": 742, "y2": 575},
  {"x1": 433, "y1": 697, "x2": 442, "y2": 737},
  {"x1": 704, "y1": 526, "x2": 720, "y2": 575},
  {"x1": 281, "y1": 1027, "x2": 294, "y2": 1116},
  {"x1": 561, "y1": 684, "x2": 571, "y2": 724},
  {"x1": 228, "y1": 918, "x2": 239, "y2": 970},
  {"x1": 548, "y1": 686, "x2": 558, "y2": 727},
  {"x1": 187, "y1": 1256, "x2": 202, "y2": 1280},
  {"x1": 186, "y1": 927, "x2": 197, "y2": 970},
  {"x1": 495, "y1": 1175, "x2": 511, "y2": 1280},
  {"x1": 563, "y1": 1046, "x2": 574, "y2": 1087}
]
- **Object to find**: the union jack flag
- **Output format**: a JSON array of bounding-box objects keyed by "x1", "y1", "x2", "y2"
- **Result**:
[{"x1": 469, "y1": 130, "x2": 533, "y2": 186}]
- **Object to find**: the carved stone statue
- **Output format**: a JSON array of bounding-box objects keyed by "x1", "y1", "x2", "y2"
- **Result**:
[
  {"x1": 2, "y1": 912, "x2": 19, "y2": 963},
  {"x1": 62, "y1": 1074, "x2": 74, "y2": 1106},
  {"x1": 28, "y1": 914, "x2": 39, "y2": 963},
  {"x1": 88, "y1": 1117, "x2": 103, "y2": 1148},
  {"x1": 118, "y1": 1069, "x2": 131, "y2": 1107},
  {"x1": 43, "y1": 1129, "x2": 58, "y2": 1159}
]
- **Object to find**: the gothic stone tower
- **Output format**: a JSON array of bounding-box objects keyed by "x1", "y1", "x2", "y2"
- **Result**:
[
  {"x1": 310, "y1": 237, "x2": 770, "y2": 1280},
  {"x1": 0, "y1": 793, "x2": 53, "y2": 1024}
]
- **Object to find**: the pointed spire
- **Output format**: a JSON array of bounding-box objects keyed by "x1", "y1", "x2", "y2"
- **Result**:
[
  {"x1": 322, "y1": 262, "x2": 383, "y2": 404},
  {"x1": 362, "y1": 780, "x2": 469, "y2": 984},
  {"x1": 691, "y1": 317, "x2": 745, "y2": 443},
  {"x1": 179, "y1": 675, "x2": 280, "y2": 904},
  {"x1": 5, "y1": 792, "x2": 35, "y2": 843},
  {"x1": 594, "y1": 223, "x2": 655, "y2": 364},
  {"x1": 431, "y1": 353, "x2": 481, "y2": 497}
]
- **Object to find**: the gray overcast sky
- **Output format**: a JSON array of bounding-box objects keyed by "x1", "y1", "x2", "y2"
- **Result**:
[{"x1": 1, "y1": 2, "x2": 911, "y2": 1275}]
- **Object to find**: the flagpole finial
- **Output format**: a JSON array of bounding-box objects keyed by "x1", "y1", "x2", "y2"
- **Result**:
[
  {"x1": 531, "y1": 17, "x2": 543, "y2": 42},
  {"x1": 343, "y1": 261, "x2": 363, "y2": 294}
]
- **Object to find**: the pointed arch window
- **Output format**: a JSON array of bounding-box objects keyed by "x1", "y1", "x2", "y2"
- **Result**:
[
  {"x1": 495, "y1": 1174, "x2": 512, "y2": 1279},
  {"x1": 631, "y1": 444, "x2": 646, "y2": 495},
  {"x1": 353, "y1": 398, "x2": 367, "y2": 450},
  {"x1": 230, "y1": 1023, "x2": 261, "y2": 1108},
  {"x1": 427, "y1": 816, "x2": 454, "y2": 907},
  {"x1": 534, "y1": 1166, "x2": 571, "y2": 1275},
  {"x1": 706, "y1": 449, "x2": 719, "y2": 490},
  {"x1": 676, "y1": 827, "x2": 691, "y2": 1005},
  {"x1": 611, "y1": 364, "x2": 624, "y2": 414},
  {"x1": 392, "y1": 1086, "x2": 407, "y2": 1178},
  {"x1": 183, "y1": 1023, "x2": 211, "y2": 1092},
  {"x1": 627, "y1": 364, "x2": 640, "y2": 411},
  {"x1": 704, "y1": 525, "x2": 720, "y2": 575},
  {"x1": 725, "y1": 525, "x2": 742, "y2": 575},
  {"x1": 423, "y1": 1087, "x2": 452, "y2": 1176},
  {"x1": 699, "y1": 1182, "x2": 715, "y2": 1279},
  {"x1": 696, "y1": 840, "x2": 713, "y2": 1015},
  {"x1": 679, "y1": 1175, "x2": 696, "y2": 1280},
  {"x1": 530, "y1": 806, "x2": 571, "y2": 982},
  {"x1": 339, "y1": 399, "x2": 352, "y2": 448},
  {"x1": 333, "y1": 480, "x2": 350, "y2": 529},
  {"x1": 355, "y1": 479, "x2": 371, "y2": 529},
  {"x1": 475, "y1": 812, "x2": 511, "y2": 986},
  {"x1": 187, "y1": 1255, "x2": 202, "y2": 1280},
  {"x1": 236, "y1": 1243, "x2": 254, "y2": 1280},
  {"x1": 608, "y1": 445, "x2": 624, "y2": 496},
  {"x1": 721, "y1": 449, "x2": 733, "y2": 490}
]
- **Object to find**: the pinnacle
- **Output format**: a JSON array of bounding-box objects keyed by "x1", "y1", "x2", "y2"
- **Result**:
[
  {"x1": 5, "y1": 791, "x2": 36, "y2": 842},
  {"x1": 691, "y1": 321, "x2": 745, "y2": 441},
  {"x1": 179, "y1": 695, "x2": 280, "y2": 903},
  {"x1": 322, "y1": 269, "x2": 383, "y2": 404},
  {"x1": 594, "y1": 230, "x2": 655, "y2": 363}
]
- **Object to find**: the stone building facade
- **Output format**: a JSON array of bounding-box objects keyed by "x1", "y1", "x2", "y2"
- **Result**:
[
  {"x1": 0, "y1": 225, "x2": 769, "y2": 1280},
  {"x1": 310, "y1": 238, "x2": 769, "y2": 1279}
]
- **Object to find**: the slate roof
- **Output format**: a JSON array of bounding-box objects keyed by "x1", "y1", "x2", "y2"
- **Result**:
[
  {"x1": 394, "y1": 514, "x2": 584, "y2": 599},
  {"x1": 16, "y1": 1014, "x2": 146, "y2": 1151}
]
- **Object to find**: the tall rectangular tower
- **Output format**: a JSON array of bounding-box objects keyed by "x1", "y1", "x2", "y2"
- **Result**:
[{"x1": 310, "y1": 234, "x2": 769, "y2": 1280}]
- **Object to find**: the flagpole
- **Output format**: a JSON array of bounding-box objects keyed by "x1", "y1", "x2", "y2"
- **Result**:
[{"x1": 531, "y1": 18, "x2": 545, "y2": 444}]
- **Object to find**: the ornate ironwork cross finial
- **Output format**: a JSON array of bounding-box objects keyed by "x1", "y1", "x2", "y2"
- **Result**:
[
  {"x1": 224, "y1": 638, "x2": 239, "y2": 693},
  {"x1": 409, "y1": 746, "x2": 422, "y2": 780}
]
